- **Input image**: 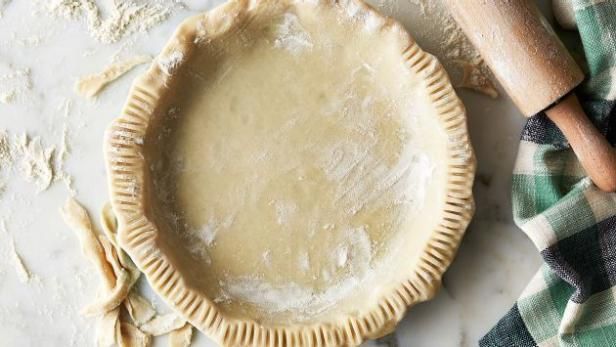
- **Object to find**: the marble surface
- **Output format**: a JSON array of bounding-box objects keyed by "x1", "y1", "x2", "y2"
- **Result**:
[{"x1": 0, "y1": 0, "x2": 548, "y2": 346}]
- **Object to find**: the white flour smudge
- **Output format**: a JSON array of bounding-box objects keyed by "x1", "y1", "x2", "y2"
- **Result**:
[
  {"x1": 10, "y1": 239, "x2": 32, "y2": 283},
  {"x1": 0, "y1": 220, "x2": 33, "y2": 283},
  {"x1": 45, "y1": 0, "x2": 178, "y2": 44},
  {"x1": 16, "y1": 135, "x2": 56, "y2": 192},
  {"x1": 158, "y1": 50, "x2": 184, "y2": 76},
  {"x1": 220, "y1": 272, "x2": 372, "y2": 318},
  {"x1": 0, "y1": 65, "x2": 32, "y2": 104},
  {"x1": 0, "y1": 0, "x2": 11, "y2": 18},
  {"x1": 75, "y1": 55, "x2": 151, "y2": 98},
  {"x1": 274, "y1": 13, "x2": 313, "y2": 55},
  {"x1": 0, "y1": 131, "x2": 72, "y2": 193},
  {"x1": 298, "y1": 251, "x2": 310, "y2": 272},
  {"x1": 219, "y1": 226, "x2": 374, "y2": 317},
  {"x1": 376, "y1": 0, "x2": 498, "y2": 98},
  {"x1": 271, "y1": 199, "x2": 298, "y2": 226}
]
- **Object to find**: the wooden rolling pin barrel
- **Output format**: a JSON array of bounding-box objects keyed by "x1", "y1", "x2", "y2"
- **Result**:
[{"x1": 445, "y1": 0, "x2": 616, "y2": 192}]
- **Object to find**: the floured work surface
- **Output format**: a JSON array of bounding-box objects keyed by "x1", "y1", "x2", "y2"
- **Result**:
[{"x1": 143, "y1": 2, "x2": 450, "y2": 326}]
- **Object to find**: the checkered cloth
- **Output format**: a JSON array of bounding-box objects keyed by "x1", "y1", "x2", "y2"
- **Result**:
[{"x1": 479, "y1": 1, "x2": 616, "y2": 346}]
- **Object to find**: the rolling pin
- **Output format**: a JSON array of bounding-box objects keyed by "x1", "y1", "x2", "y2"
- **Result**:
[{"x1": 445, "y1": 0, "x2": 616, "y2": 192}]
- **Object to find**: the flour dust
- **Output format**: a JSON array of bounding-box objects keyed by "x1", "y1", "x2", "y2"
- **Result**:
[
  {"x1": 0, "y1": 63, "x2": 32, "y2": 104},
  {"x1": 43, "y1": 0, "x2": 182, "y2": 44}
]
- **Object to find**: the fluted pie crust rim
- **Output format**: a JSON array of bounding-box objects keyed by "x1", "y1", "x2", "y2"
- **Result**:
[{"x1": 104, "y1": 0, "x2": 476, "y2": 346}]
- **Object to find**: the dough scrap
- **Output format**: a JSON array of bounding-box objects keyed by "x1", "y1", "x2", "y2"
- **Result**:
[
  {"x1": 140, "y1": 313, "x2": 187, "y2": 336},
  {"x1": 61, "y1": 197, "x2": 194, "y2": 346},
  {"x1": 81, "y1": 267, "x2": 131, "y2": 316},
  {"x1": 100, "y1": 202, "x2": 118, "y2": 245},
  {"x1": 120, "y1": 322, "x2": 152, "y2": 347},
  {"x1": 75, "y1": 55, "x2": 151, "y2": 98},
  {"x1": 101, "y1": 202, "x2": 141, "y2": 281},
  {"x1": 61, "y1": 198, "x2": 116, "y2": 289},
  {"x1": 125, "y1": 292, "x2": 157, "y2": 326},
  {"x1": 456, "y1": 58, "x2": 499, "y2": 99},
  {"x1": 97, "y1": 308, "x2": 122, "y2": 347},
  {"x1": 169, "y1": 323, "x2": 193, "y2": 347},
  {"x1": 8, "y1": 237, "x2": 32, "y2": 283}
]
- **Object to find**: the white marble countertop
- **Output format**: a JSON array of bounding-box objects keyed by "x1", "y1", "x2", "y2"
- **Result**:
[{"x1": 0, "y1": 1, "x2": 547, "y2": 346}]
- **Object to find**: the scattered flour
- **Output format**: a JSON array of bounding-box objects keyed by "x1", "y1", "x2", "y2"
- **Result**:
[
  {"x1": 273, "y1": 13, "x2": 313, "y2": 55},
  {"x1": 272, "y1": 199, "x2": 298, "y2": 225},
  {"x1": 46, "y1": 99, "x2": 77, "y2": 194},
  {"x1": 218, "y1": 226, "x2": 374, "y2": 317},
  {"x1": 0, "y1": 220, "x2": 33, "y2": 283},
  {"x1": 455, "y1": 57, "x2": 499, "y2": 99},
  {"x1": 220, "y1": 273, "x2": 370, "y2": 318},
  {"x1": 16, "y1": 135, "x2": 56, "y2": 192},
  {"x1": 158, "y1": 50, "x2": 184, "y2": 76},
  {"x1": 61, "y1": 198, "x2": 194, "y2": 346},
  {"x1": 335, "y1": 245, "x2": 348, "y2": 268},
  {"x1": 75, "y1": 55, "x2": 151, "y2": 98},
  {"x1": 0, "y1": 0, "x2": 11, "y2": 18},
  {"x1": 4, "y1": 32, "x2": 45, "y2": 48},
  {"x1": 0, "y1": 65, "x2": 32, "y2": 104},
  {"x1": 0, "y1": 131, "x2": 71, "y2": 193},
  {"x1": 298, "y1": 251, "x2": 310, "y2": 272},
  {"x1": 0, "y1": 132, "x2": 11, "y2": 167},
  {"x1": 190, "y1": 213, "x2": 235, "y2": 251},
  {"x1": 10, "y1": 239, "x2": 32, "y2": 283},
  {"x1": 417, "y1": 0, "x2": 498, "y2": 98},
  {"x1": 56, "y1": 121, "x2": 75, "y2": 193},
  {"x1": 331, "y1": 226, "x2": 372, "y2": 274},
  {"x1": 262, "y1": 250, "x2": 272, "y2": 267},
  {"x1": 45, "y1": 0, "x2": 179, "y2": 44},
  {"x1": 196, "y1": 219, "x2": 217, "y2": 246},
  {"x1": 319, "y1": 133, "x2": 434, "y2": 217},
  {"x1": 377, "y1": 0, "x2": 499, "y2": 98},
  {"x1": 221, "y1": 277, "x2": 319, "y2": 314}
]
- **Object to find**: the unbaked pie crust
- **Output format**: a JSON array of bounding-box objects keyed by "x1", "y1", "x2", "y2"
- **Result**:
[{"x1": 104, "y1": 0, "x2": 475, "y2": 346}]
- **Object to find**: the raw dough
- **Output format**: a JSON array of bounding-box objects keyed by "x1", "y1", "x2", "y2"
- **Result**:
[
  {"x1": 140, "y1": 313, "x2": 187, "y2": 336},
  {"x1": 61, "y1": 198, "x2": 193, "y2": 347},
  {"x1": 120, "y1": 322, "x2": 152, "y2": 347},
  {"x1": 97, "y1": 308, "x2": 122, "y2": 347},
  {"x1": 61, "y1": 198, "x2": 116, "y2": 290},
  {"x1": 75, "y1": 55, "x2": 151, "y2": 98},
  {"x1": 106, "y1": 0, "x2": 475, "y2": 345},
  {"x1": 9, "y1": 238, "x2": 32, "y2": 283},
  {"x1": 168, "y1": 324, "x2": 193, "y2": 347},
  {"x1": 150, "y1": 0, "x2": 447, "y2": 324},
  {"x1": 124, "y1": 292, "x2": 157, "y2": 326}
]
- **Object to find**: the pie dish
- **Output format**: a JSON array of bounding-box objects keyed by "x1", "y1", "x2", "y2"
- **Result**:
[{"x1": 104, "y1": 0, "x2": 475, "y2": 346}]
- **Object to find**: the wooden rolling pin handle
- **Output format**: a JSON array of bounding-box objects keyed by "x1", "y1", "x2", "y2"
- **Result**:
[{"x1": 546, "y1": 94, "x2": 616, "y2": 192}]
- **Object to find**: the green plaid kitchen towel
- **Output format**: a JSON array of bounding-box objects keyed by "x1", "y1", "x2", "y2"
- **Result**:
[{"x1": 479, "y1": 1, "x2": 616, "y2": 346}]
